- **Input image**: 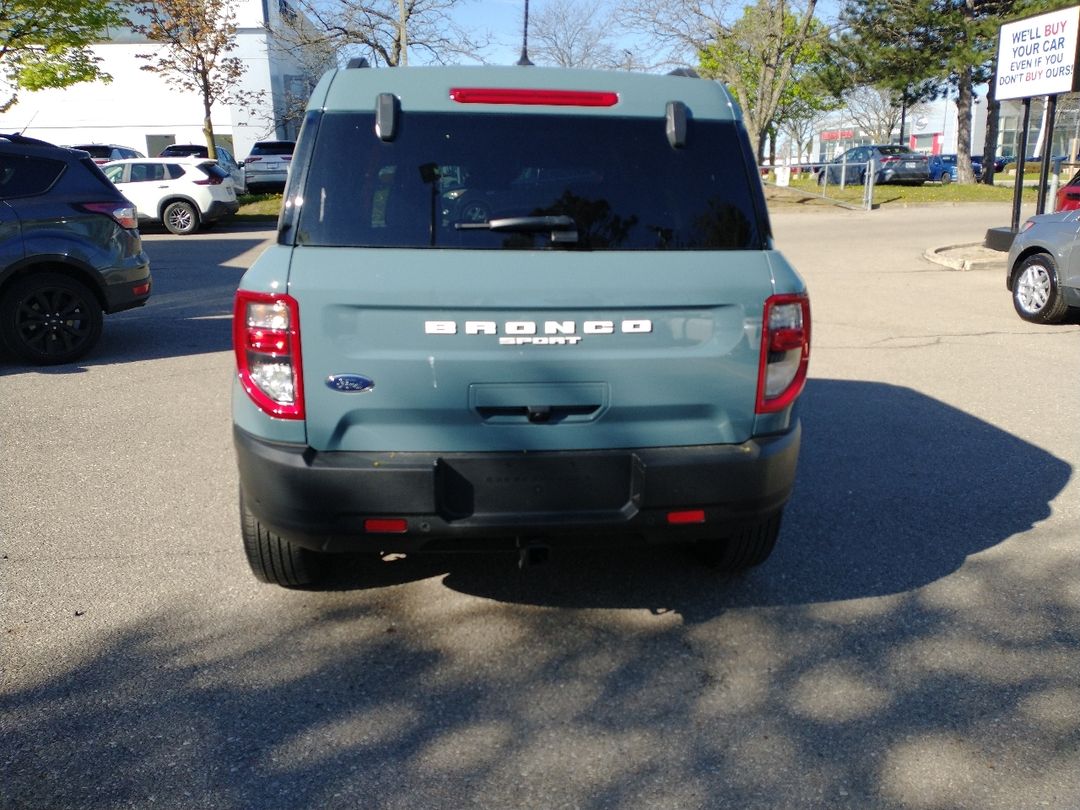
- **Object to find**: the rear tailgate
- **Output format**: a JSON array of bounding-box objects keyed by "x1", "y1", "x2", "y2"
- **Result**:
[{"x1": 293, "y1": 248, "x2": 774, "y2": 453}]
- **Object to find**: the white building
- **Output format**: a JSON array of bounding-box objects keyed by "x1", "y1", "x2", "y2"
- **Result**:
[{"x1": 0, "y1": 0, "x2": 321, "y2": 162}]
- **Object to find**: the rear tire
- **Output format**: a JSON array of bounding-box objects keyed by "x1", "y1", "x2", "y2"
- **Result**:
[
  {"x1": 694, "y1": 511, "x2": 782, "y2": 571},
  {"x1": 163, "y1": 200, "x2": 200, "y2": 235},
  {"x1": 0, "y1": 272, "x2": 103, "y2": 365},
  {"x1": 240, "y1": 491, "x2": 322, "y2": 587}
]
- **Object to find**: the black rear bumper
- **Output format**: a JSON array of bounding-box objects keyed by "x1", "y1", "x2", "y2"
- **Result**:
[{"x1": 235, "y1": 424, "x2": 801, "y2": 553}]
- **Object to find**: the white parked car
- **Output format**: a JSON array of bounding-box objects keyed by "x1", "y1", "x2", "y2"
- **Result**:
[
  {"x1": 158, "y1": 143, "x2": 246, "y2": 192},
  {"x1": 102, "y1": 157, "x2": 240, "y2": 235}
]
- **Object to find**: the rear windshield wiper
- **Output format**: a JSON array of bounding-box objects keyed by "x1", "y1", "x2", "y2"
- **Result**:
[{"x1": 455, "y1": 215, "x2": 578, "y2": 243}]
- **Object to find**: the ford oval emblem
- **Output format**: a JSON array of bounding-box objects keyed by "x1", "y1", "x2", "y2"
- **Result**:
[{"x1": 326, "y1": 374, "x2": 375, "y2": 393}]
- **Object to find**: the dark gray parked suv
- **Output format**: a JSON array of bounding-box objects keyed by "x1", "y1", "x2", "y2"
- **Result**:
[{"x1": 0, "y1": 134, "x2": 152, "y2": 364}]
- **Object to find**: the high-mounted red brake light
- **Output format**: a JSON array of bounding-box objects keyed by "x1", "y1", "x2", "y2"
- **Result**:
[{"x1": 449, "y1": 88, "x2": 619, "y2": 107}]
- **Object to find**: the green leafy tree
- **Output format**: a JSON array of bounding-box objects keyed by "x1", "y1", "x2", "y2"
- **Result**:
[
  {"x1": 838, "y1": 0, "x2": 1014, "y2": 184},
  {"x1": 770, "y1": 20, "x2": 843, "y2": 165},
  {"x1": 0, "y1": 0, "x2": 126, "y2": 112},
  {"x1": 697, "y1": 0, "x2": 825, "y2": 163},
  {"x1": 132, "y1": 0, "x2": 262, "y2": 158},
  {"x1": 616, "y1": 0, "x2": 824, "y2": 163}
]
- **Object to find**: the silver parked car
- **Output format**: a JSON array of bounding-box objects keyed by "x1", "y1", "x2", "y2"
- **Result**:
[
  {"x1": 242, "y1": 140, "x2": 294, "y2": 192},
  {"x1": 1006, "y1": 212, "x2": 1080, "y2": 323},
  {"x1": 817, "y1": 145, "x2": 929, "y2": 186}
]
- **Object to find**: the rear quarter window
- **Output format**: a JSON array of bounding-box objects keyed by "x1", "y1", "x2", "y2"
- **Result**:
[
  {"x1": 0, "y1": 155, "x2": 65, "y2": 199},
  {"x1": 294, "y1": 112, "x2": 767, "y2": 251}
]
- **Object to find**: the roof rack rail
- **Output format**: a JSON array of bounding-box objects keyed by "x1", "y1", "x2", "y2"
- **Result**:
[
  {"x1": 347, "y1": 57, "x2": 371, "y2": 69},
  {"x1": 667, "y1": 68, "x2": 700, "y2": 79}
]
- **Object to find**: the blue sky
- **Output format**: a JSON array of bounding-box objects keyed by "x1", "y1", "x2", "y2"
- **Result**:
[
  {"x1": 451, "y1": 0, "x2": 580, "y2": 66},
  {"x1": 447, "y1": 0, "x2": 839, "y2": 69}
]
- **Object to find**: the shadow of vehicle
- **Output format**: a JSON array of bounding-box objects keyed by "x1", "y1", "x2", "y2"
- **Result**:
[{"x1": 302, "y1": 379, "x2": 1070, "y2": 617}]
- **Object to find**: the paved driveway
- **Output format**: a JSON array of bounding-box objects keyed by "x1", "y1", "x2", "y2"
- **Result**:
[{"x1": 2, "y1": 207, "x2": 1077, "y2": 809}]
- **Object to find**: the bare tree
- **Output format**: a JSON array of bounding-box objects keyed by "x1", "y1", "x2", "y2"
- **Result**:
[
  {"x1": 780, "y1": 104, "x2": 829, "y2": 165},
  {"x1": 617, "y1": 0, "x2": 821, "y2": 162},
  {"x1": 613, "y1": 0, "x2": 730, "y2": 68},
  {"x1": 133, "y1": 0, "x2": 263, "y2": 158},
  {"x1": 529, "y1": 0, "x2": 619, "y2": 68},
  {"x1": 263, "y1": 10, "x2": 340, "y2": 133},
  {"x1": 271, "y1": 0, "x2": 485, "y2": 68},
  {"x1": 843, "y1": 85, "x2": 905, "y2": 143}
]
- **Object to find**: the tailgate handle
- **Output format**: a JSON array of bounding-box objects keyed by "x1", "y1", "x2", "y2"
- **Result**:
[{"x1": 476, "y1": 404, "x2": 600, "y2": 424}]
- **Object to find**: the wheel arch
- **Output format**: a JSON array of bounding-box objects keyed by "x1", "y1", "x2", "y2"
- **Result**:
[
  {"x1": 0, "y1": 257, "x2": 107, "y2": 310},
  {"x1": 157, "y1": 195, "x2": 202, "y2": 218},
  {"x1": 1007, "y1": 247, "x2": 1054, "y2": 291}
]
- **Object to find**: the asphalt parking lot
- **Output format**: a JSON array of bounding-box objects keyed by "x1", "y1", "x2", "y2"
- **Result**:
[{"x1": 2, "y1": 204, "x2": 1078, "y2": 809}]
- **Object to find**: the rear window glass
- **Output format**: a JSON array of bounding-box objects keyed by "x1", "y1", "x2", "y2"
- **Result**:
[
  {"x1": 295, "y1": 112, "x2": 765, "y2": 250},
  {"x1": 162, "y1": 145, "x2": 205, "y2": 157},
  {"x1": 251, "y1": 142, "x2": 295, "y2": 156},
  {"x1": 0, "y1": 155, "x2": 65, "y2": 198},
  {"x1": 199, "y1": 163, "x2": 230, "y2": 180},
  {"x1": 73, "y1": 145, "x2": 111, "y2": 158}
]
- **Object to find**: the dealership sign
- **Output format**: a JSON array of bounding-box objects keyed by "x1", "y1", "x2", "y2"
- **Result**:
[{"x1": 996, "y1": 6, "x2": 1080, "y2": 100}]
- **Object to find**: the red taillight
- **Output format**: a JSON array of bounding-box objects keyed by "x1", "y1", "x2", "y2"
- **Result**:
[
  {"x1": 364, "y1": 518, "x2": 408, "y2": 534},
  {"x1": 193, "y1": 175, "x2": 223, "y2": 185},
  {"x1": 79, "y1": 201, "x2": 139, "y2": 230},
  {"x1": 131, "y1": 282, "x2": 151, "y2": 297},
  {"x1": 756, "y1": 293, "x2": 811, "y2": 414},
  {"x1": 233, "y1": 290, "x2": 304, "y2": 419},
  {"x1": 667, "y1": 510, "x2": 706, "y2": 525},
  {"x1": 245, "y1": 157, "x2": 262, "y2": 165},
  {"x1": 449, "y1": 88, "x2": 619, "y2": 107}
]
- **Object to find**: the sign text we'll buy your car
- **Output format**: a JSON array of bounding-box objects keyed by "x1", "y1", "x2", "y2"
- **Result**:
[{"x1": 996, "y1": 6, "x2": 1080, "y2": 100}]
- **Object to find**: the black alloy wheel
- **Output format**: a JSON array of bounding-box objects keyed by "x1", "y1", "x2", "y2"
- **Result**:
[{"x1": 0, "y1": 272, "x2": 103, "y2": 364}]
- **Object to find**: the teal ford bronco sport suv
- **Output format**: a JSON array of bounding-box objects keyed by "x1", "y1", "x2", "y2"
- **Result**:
[{"x1": 232, "y1": 64, "x2": 810, "y2": 587}]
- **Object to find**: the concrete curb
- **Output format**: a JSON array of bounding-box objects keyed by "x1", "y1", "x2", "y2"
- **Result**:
[{"x1": 923, "y1": 242, "x2": 1008, "y2": 272}]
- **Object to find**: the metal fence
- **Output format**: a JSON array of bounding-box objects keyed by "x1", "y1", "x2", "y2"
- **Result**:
[{"x1": 760, "y1": 160, "x2": 875, "y2": 211}]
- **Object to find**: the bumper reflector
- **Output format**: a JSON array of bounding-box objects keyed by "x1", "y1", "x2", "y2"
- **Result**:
[
  {"x1": 667, "y1": 509, "x2": 706, "y2": 525},
  {"x1": 364, "y1": 518, "x2": 409, "y2": 534}
]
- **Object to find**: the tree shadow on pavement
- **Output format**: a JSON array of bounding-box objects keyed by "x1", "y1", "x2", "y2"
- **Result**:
[
  {"x1": 431, "y1": 378, "x2": 1071, "y2": 616},
  {"x1": 3, "y1": 382, "x2": 1075, "y2": 809}
]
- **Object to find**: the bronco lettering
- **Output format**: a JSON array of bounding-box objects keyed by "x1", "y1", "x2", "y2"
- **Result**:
[{"x1": 425, "y1": 319, "x2": 653, "y2": 337}]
